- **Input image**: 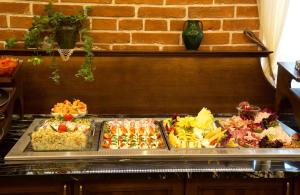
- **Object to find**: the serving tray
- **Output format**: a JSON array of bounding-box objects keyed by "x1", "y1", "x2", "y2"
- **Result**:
[
  {"x1": 5, "y1": 118, "x2": 300, "y2": 161},
  {"x1": 99, "y1": 119, "x2": 169, "y2": 150}
]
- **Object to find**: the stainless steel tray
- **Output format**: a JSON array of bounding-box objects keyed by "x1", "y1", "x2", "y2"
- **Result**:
[
  {"x1": 99, "y1": 119, "x2": 169, "y2": 150},
  {"x1": 5, "y1": 118, "x2": 300, "y2": 161},
  {"x1": 26, "y1": 119, "x2": 100, "y2": 152}
]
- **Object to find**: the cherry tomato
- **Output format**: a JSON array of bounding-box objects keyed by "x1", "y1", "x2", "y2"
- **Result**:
[
  {"x1": 58, "y1": 124, "x2": 68, "y2": 133},
  {"x1": 63, "y1": 114, "x2": 73, "y2": 121}
]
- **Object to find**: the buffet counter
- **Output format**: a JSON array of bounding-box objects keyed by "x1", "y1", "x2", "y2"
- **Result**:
[{"x1": 0, "y1": 115, "x2": 300, "y2": 195}]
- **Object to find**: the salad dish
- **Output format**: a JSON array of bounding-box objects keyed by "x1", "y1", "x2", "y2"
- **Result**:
[
  {"x1": 31, "y1": 118, "x2": 94, "y2": 151},
  {"x1": 101, "y1": 119, "x2": 166, "y2": 149},
  {"x1": 51, "y1": 99, "x2": 87, "y2": 118}
]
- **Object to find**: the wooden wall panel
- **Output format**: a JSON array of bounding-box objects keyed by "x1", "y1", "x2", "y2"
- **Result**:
[{"x1": 19, "y1": 54, "x2": 275, "y2": 114}]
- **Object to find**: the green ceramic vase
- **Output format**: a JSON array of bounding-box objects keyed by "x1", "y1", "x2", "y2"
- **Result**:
[
  {"x1": 182, "y1": 20, "x2": 204, "y2": 50},
  {"x1": 55, "y1": 26, "x2": 78, "y2": 49}
]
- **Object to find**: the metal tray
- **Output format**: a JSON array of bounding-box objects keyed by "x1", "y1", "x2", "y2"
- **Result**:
[
  {"x1": 99, "y1": 119, "x2": 169, "y2": 150},
  {"x1": 160, "y1": 117, "x2": 300, "y2": 150},
  {"x1": 27, "y1": 119, "x2": 99, "y2": 152},
  {"x1": 5, "y1": 118, "x2": 300, "y2": 161}
]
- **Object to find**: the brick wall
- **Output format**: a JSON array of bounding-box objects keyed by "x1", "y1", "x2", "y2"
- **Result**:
[{"x1": 0, "y1": 0, "x2": 259, "y2": 51}]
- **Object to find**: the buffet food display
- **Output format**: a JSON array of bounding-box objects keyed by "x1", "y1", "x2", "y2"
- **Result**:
[
  {"x1": 101, "y1": 119, "x2": 165, "y2": 149},
  {"x1": 0, "y1": 56, "x2": 18, "y2": 76},
  {"x1": 219, "y1": 102, "x2": 300, "y2": 148},
  {"x1": 51, "y1": 99, "x2": 87, "y2": 118},
  {"x1": 162, "y1": 108, "x2": 236, "y2": 148},
  {"x1": 31, "y1": 99, "x2": 94, "y2": 151},
  {"x1": 5, "y1": 100, "x2": 300, "y2": 161},
  {"x1": 31, "y1": 118, "x2": 93, "y2": 151}
]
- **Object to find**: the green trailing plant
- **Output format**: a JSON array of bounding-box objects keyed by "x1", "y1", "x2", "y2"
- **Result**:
[
  {"x1": 23, "y1": 3, "x2": 94, "y2": 84},
  {"x1": 5, "y1": 37, "x2": 17, "y2": 49}
]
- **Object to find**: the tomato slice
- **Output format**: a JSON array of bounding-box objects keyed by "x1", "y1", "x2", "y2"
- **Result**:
[
  {"x1": 58, "y1": 124, "x2": 68, "y2": 133},
  {"x1": 63, "y1": 114, "x2": 74, "y2": 121}
]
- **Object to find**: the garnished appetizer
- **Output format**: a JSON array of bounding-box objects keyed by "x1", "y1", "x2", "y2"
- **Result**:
[
  {"x1": 163, "y1": 108, "x2": 237, "y2": 148},
  {"x1": 101, "y1": 119, "x2": 165, "y2": 149},
  {"x1": 51, "y1": 99, "x2": 87, "y2": 118},
  {"x1": 31, "y1": 118, "x2": 92, "y2": 151},
  {"x1": 219, "y1": 101, "x2": 298, "y2": 148},
  {"x1": 0, "y1": 56, "x2": 18, "y2": 76}
]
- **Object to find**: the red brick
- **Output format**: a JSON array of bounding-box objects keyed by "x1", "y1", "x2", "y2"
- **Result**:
[
  {"x1": 92, "y1": 19, "x2": 116, "y2": 30},
  {"x1": 170, "y1": 20, "x2": 221, "y2": 31},
  {"x1": 223, "y1": 19, "x2": 259, "y2": 30},
  {"x1": 189, "y1": 6, "x2": 234, "y2": 18},
  {"x1": 201, "y1": 33, "x2": 229, "y2": 45},
  {"x1": 112, "y1": 45, "x2": 159, "y2": 51},
  {"x1": 119, "y1": 19, "x2": 143, "y2": 30},
  {"x1": 0, "y1": 2, "x2": 30, "y2": 14},
  {"x1": 0, "y1": 16, "x2": 7, "y2": 28},
  {"x1": 92, "y1": 44, "x2": 111, "y2": 50},
  {"x1": 0, "y1": 30, "x2": 26, "y2": 41},
  {"x1": 90, "y1": 6, "x2": 135, "y2": 17},
  {"x1": 138, "y1": 7, "x2": 185, "y2": 18},
  {"x1": 166, "y1": 0, "x2": 212, "y2": 5},
  {"x1": 116, "y1": 0, "x2": 163, "y2": 4},
  {"x1": 35, "y1": 0, "x2": 59, "y2": 2},
  {"x1": 33, "y1": 4, "x2": 83, "y2": 15},
  {"x1": 215, "y1": 0, "x2": 257, "y2": 3},
  {"x1": 61, "y1": 0, "x2": 111, "y2": 3},
  {"x1": 91, "y1": 32, "x2": 130, "y2": 43},
  {"x1": 212, "y1": 45, "x2": 259, "y2": 51},
  {"x1": 163, "y1": 45, "x2": 210, "y2": 51},
  {"x1": 232, "y1": 32, "x2": 259, "y2": 44},
  {"x1": 237, "y1": 6, "x2": 258, "y2": 17},
  {"x1": 132, "y1": 33, "x2": 180, "y2": 44},
  {"x1": 10, "y1": 16, "x2": 33, "y2": 29},
  {"x1": 145, "y1": 20, "x2": 167, "y2": 31}
]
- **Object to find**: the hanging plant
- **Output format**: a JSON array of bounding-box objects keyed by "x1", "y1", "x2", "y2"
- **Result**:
[{"x1": 23, "y1": 3, "x2": 94, "y2": 84}]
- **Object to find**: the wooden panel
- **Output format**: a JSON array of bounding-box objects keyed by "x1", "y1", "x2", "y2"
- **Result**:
[
  {"x1": 19, "y1": 54, "x2": 275, "y2": 114},
  {"x1": 76, "y1": 178, "x2": 184, "y2": 195},
  {"x1": 0, "y1": 180, "x2": 69, "y2": 195},
  {"x1": 186, "y1": 179, "x2": 286, "y2": 195}
]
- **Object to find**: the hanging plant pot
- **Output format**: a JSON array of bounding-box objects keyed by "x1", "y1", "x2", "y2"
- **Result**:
[{"x1": 55, "y1": 26, "x2": 78, "y2": 49}]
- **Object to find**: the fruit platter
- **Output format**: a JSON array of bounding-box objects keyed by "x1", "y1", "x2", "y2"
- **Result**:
[
  {"x1": 101, "y1": 119, "x2": 166, "y2": 149},
  {"x1": 162, "y1": 108, "x2": 237, "y2": 149}
]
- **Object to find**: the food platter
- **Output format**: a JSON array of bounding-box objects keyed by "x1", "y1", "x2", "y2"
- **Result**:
[
  {"x1": 5, "y1": 117, "x2": 300, "y2": 161},
  {"x1": 5, "y1": 100, "x2": 300, "y2": 161}
]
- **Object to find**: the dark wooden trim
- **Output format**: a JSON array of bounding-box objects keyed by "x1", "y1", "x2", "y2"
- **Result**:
[{"x1": 0, "y1": 49, "x2": 273, "y2": 57}]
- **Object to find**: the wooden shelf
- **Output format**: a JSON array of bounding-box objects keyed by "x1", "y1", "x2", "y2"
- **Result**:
[
  {"x1": 278, "y1": 62, "x2": 300, "y2": 82},
  {"x1": 0, "y1": 49, "x2": 273, "y2": 57}
]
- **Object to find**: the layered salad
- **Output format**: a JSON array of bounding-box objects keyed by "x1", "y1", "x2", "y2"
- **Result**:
[
  {"x1": 32, "y1": 118, "x2": 92, "y2": 151},
  {"x1": 101, "y1": 119, "x2": 165, "y2": 149},
  {"x1": 32, "y1": 100, "x2": 92, "y2": 151}
]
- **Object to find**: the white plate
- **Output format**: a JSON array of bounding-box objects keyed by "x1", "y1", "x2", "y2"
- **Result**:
[{"x1": 51, "y1": 111, "x2": 87, "y2": 118}]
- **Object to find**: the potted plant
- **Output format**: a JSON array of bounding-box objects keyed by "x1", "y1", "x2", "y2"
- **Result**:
[{"x1": 24, "y1": 3, "x2": 94, "y2": 84}]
